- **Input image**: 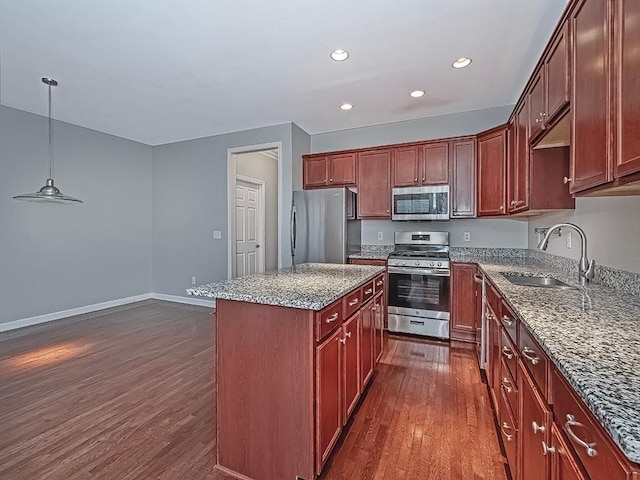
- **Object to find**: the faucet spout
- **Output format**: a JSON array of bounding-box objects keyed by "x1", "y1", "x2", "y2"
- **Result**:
[{"x1": 537, "y1": 223, "x2": 595, "y2": 287}]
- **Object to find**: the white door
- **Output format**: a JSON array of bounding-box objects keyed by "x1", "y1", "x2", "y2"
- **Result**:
[{"x1": 235, "y1": 177, "x2": 265, "y2": 278}]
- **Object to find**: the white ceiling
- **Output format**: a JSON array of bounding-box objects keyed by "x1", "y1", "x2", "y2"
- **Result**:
[{"x1": 0, "y1": 0, "x2": 568, "y2": 146}]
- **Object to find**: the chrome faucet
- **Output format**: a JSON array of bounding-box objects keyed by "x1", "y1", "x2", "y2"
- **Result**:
[{"x1": 537, "y1": 223, "x2": 595, "y2": 287}]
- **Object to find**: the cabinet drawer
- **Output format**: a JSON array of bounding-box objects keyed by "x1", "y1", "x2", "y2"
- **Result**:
[
  {"x1": 487, "y1": 282, "x2": 501, "y2": 315},
  {"x1": 499, "y1": 388, "x2": 518, "y2": 479},
  {"x1": 552, "y1": 368, "x2": 632, "y2": 480},
  {"x1": 343, "y1": 288, "x2": 363, "y2": 319},
  {"x1": 500, "y1": 356, "x2": 518, "y2": 424},
  {"x1": 316, "y1": 299, "x2": 343, "y2": 342},
  {"x1": 518, "y1": 324, "x2": 549, "y2": 398},
  {"x1": 500, "y1": 328, "x2": 518, "y2": 382},
  {"x1": 500, "y1": 301, "x2": 518, "y2": 346},
  {"x1": 374, "y1": 274, "x2": 385, "y2": 294},
  {"x1": 362, "y1": 280, "x2": 375, "y2": 303}
]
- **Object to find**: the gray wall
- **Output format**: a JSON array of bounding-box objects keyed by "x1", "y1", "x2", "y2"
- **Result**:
[
  {"x1": 152, "y1": 123, "x2": 298, "y2": 298},
  {"x1": 362, "y1": 219, "x2": 528, "y2": 248},
  {"x1": 0, "y1": 105, "x2": 152, "y2": 325},
  {"x1": 236, "y1": 152, "x2": 279, "y2": 271},
  {"x1": 528, "y1": 197, "x2": 640, "y2": 274},
  {"x1": 310, "y1": 105, "x2": 513, "y2": 153},
  {"x1": 292, "y1": 123, "x2": 310, "y2": 191}
]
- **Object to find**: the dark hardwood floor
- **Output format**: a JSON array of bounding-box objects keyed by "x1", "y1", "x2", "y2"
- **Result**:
[{"x1": 0, "y1": 300, "x2": 506, "y2": 480}]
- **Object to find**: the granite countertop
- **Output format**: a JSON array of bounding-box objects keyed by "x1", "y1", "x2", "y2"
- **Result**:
[
  {"x1": 348, "y1": 251, "x2": 390, "y2": 260},
  {"x1": 187, "y1": 263, "x2": 385, "y2": 311},
  {"x1": 455, "y1": 254, "x2": 640, "y2": 464}
]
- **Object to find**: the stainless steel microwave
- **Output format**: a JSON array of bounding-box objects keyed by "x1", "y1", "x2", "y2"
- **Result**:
[{"x1": 391, "y1": 185, "x2": 450, "y2": 221}]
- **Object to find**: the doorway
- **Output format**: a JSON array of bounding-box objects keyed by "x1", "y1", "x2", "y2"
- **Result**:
[{"x1": 227, "y1": 144, "x2": 280, "y2": 279}]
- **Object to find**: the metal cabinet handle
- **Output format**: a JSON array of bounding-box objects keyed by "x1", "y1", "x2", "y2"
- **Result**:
[
  {"x1": 542, "y1": 442, "x2": 556, "y2": 456},
  {"x1": 414, "y1": 177, "x2": 418, "y2": 182},
  {"x1": 563, "y1": 177, "x2": 573, "y2": 184},
  {"x1": 532, "y1": 421, "x2": 546, "y2": 434},
  {"x1": 502, "y1": 316, "x2": 514, "y2": 327},
  {"x1": 326, "y1": 313, "x2": 339, "y2": 323},
  {"x1": 535, "y1": 118, "x2": 541, "y2": 124},
  {"x1": 348, "y1": 298, "x2": 359, "y2": 307},
  {"x1": 501, "y1": 346, "x2": 514, "y2": 360},
  {"x1": 364, "y1": 288, "x2": 373, "y2": 295},
  {"x1": 522, "y1": 346, "x2": 540, "y2": 365},
  {"x1": 501, "y1": 422, "x2": 514, "y2": 442},
  {"x1": 502, "y1": 377, "x2": 513, "y2": 393},
  {"x1": 340, "y1": 337, "x2": 346, "y2": 344},
  {"x1": 422, "y1": 177, "x2": 426, "y2": 182},
  {"x1": 376, "y1": 280, "x2": 384, "y2": 287},
  {"x1": 345, "y1": 331, "x2": 352, "y2": 338},
  {"x1": 565, "y1": 414, "x2": 598, "y2": 457},
  {"x1": 473, "y1": 274, "x2": 483, "y2": 284},
  {"x1": 510, "y1": 200, "x2": 517, "y2": 206}
]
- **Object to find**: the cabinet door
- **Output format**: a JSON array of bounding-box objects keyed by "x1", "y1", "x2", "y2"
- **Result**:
[
  {"x1": 488, "y1": 306, "x2": 502, "y2": 415},
  {"x1": 421, "y1": 142, "x2": 449, "y2": 185},
  {"x1": 529, "y1": 69, "x2": 546, "y2": 139},
  {"x1": 393, "y1": 146, "x2": 421, "y2": 187},
  {"x1": 507, "y1": 119, "x2": 517, "y2": 211},
  {"x1": 450, "y1": 139, "x2": 476, "y2": 217},
  {"x1": 513, "y1": 99, "x2": 530, "y2": 212},
  {"x1": 360, "y1": 300, "x2": 374, "y2": 388},
  {"x1": 328, "y1": 152, "x2": 357, "y2": 186},
  {"x1": 373, "y1": 293, "x2": 384, "y2": 364},
  {"x1": 477, "y1": 127, "x2": 507, "y2": 216},
  {"x1": 343, "y1": 313, "x2": 361, "y2": 421},
  {"x1": 520, "y1": 363, "x2": 551, "y2": 480},
  {"x1": 450, "y1": 263, "x2": 478, "y2": 342},
  {"x1": 615, "y1": 0, "x2": 640, "y2": 178},
  {"x1": 303, "y1": 156, "x2": 328, "y2": 188},
  {"x1": 550, "y1": 424, "x2": 588, "y2": 480},
  {"x1": 315, "y1": 328, "x2": 342, "y2": 474},
  {"x1": 570, "y1": 0, "x2": 613, "y2": 193},
  {"x1": 546, "y1": 22, "x2": 571, "y2": 123},
  {"x1": 357, "y1": 149, "x2": 392, "y2": 219}
]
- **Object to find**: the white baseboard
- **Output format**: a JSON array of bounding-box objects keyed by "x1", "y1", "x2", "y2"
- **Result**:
[
  {"x1": 0, "y1": 294, "x2": 153, "y2": 333},
  {"x1": 150, "y1": 293, "x2": 216, "y2": 308}
]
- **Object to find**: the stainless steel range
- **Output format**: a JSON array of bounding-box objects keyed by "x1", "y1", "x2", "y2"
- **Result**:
[{"x1": 387, "y1": 231, "x2": 451, "y2": 339}]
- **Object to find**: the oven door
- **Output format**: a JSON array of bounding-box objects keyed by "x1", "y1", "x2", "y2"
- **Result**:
[{"x1": 387, "y1": 266, "x2": 450, "y2": 319}]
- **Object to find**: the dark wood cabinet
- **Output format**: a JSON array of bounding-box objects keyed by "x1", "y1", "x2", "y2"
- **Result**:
[
  {"x1": 392, "y1": 145, "x2": 420, "y2": 186},
  {"x1": 570, "y1": 0, "x2": 614, "y2": 193},
  {"x1": 550, "y1": 424, "x2": 588, "y2": 480},
  {"x1": 303, "y1": 155, "x2": 329, "y2": 188},
  {"x1": 477, "y1": 126, "x2": 508, "y2": 216},
  {"x1": 373, "y1": 292, "x2": 384, "y2": 364},
  {"x1": 357, "y1": 149, "x2": 392, "y2": 219},
  {"x1": 360, "y1": 299, "x2": 374, "y2": 389},
  {"x1": 450, "y1": 139, "x2": 476, "y2": 217},
  {"x1": 329, "y1": 152, "x2": 357, "y2": 186},
  {"x1": 421, "y1": 141, "x2": 449, "y2": 185},
  {"x1": 315, "y1": 327, "x2": 342, "y2": 473},
  {"x1": 450, "y1": 263, "x2": 478, "y2": 342},
  {"x1": 303, "y1": 152, "x2": 356, "y2": 189},
  {"x1": 392, "y1": 142, "x2": 449, "y2": 187},
  {"x1": 615, "y1": 0, "x2": 640, "y2": 178},
  {"x1": 511, "y1": 99, "x2": 530, "y2": 212},
  {"x1": 529, "y1": 69, "x2": 547, "y2": 140},
  {"x1": 342, "y1": 312, "x2": 361, "y2": 421},
  {"x1": 545, "y1": 22, "x2": 571, "y2": 124},
  {"x1": 520, "y1": 362, "x2": 551, "y2": 480}
]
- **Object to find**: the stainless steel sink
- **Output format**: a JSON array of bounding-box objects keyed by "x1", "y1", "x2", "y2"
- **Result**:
[{"x1": 501, "y1": 273, "x2": 577, "y2": 290}]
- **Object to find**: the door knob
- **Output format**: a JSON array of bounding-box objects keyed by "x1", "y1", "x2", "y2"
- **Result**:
[{"x1": 256, "y1": 244, "x2": 260, "y2": 248}]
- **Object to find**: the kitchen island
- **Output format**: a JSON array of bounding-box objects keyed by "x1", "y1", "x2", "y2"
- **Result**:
[{"x1": 188, "y1": 263, "x2": 386, "y2": 480}]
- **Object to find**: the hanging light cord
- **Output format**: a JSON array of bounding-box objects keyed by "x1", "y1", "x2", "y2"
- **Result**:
[{"x1": 48, "y1": 81, "x2": 54, "y2": 180}]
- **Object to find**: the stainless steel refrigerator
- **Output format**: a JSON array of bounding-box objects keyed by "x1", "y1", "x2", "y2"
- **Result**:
[{"x1": 291, "y1": 187, "x2": 361, "y2": 265}]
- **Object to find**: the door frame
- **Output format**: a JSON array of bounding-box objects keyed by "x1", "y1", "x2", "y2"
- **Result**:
[
  {"x1": 227, "y1": 142, "x2": 282, "y2": 280},
  {"x1": 235, "y1": 175, "x2": 266, "y2": 277}
]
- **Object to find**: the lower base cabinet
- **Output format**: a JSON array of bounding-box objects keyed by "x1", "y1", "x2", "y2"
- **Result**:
[
  {"x1": 343, "y1": 312, "x2": 361, "y2": 421},
  {"x1": 550, "y1": 424, "x2": 588, "y2": 480}
]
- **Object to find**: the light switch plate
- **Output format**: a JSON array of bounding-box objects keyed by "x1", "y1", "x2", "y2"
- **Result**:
[
  {"x1": 213, "y1": 230, "x2": 222, "y2": 239},
  {"x1": 464, "y1": 232, "x2": 471, "y2": 242}
]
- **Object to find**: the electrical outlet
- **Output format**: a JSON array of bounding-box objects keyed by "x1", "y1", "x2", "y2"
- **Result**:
[
  {"x1": 192, "y1": 276, "x2": 197, "y2": 285},
  {"x1": 213, "y1": 230, "x2": 222, "y2": 239},
  {"x1": 377, "y1": 231, "x2": 383, "y2": 241},
  {"x1": 566, "y1": 231, "x2": 572, "y2": 249},
  {"x1": 464, "y1": 232, "x2": 471, "y2": 242}
]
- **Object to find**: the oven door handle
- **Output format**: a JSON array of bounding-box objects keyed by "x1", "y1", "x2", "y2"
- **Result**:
[{"x1": 388, "y1": 267, "x2": 451, "y2": 277}]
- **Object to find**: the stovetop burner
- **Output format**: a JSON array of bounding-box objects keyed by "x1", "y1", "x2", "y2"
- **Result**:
[{"x1": 388, "y1": 231, "x2": 450, "y2": 269}]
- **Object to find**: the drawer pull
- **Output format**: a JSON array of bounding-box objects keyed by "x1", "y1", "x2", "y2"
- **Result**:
[
  {"x1": 325, "y1": 313, "x2": 339, "y2": 323},
  {"x1": 473, "y1": 274, "x2": 483, "y2": 284},
  {"x1": 501, "y1": 377, "x2": 513, "y2": 393},
  {"x1": 502, "y1": 316, "x2": 514, "y2": 327},
  {"x1": 501, "y1": 422, "x2": 514, "y2": 442},
  {"x1": 532, "y1": 421, "x2": 546, "y2": 434},
  {"x1": 542, "y1": 441, "x2": 556, "y2": 456},
  {"x1": 364, "y1": 288, "x2": 373, "y2": 295},
  {"x1": 410, "y1": 320, "x2": 425, "y2": 326},
  {"x1": 376, "y1": 280, "x2": 384, "y2": 287},
  {"x1": 565, "y1": 414, "x2": 598, "y2": 458},
  {"x1": 345, "y1": 331, "x2": 352, "y2": 338},
  {"x1": 348, "y1": 298, "x2": 359, "y2": 307},
  {"x1": 501, "y1": 346, "x2": 514, "y2": 360},
  {"x1": 340, "y1": 337, "x2": 346, "y2": 345},
  {"x1": 522, "y1": 346, "x2": 540, "y2": 365}
]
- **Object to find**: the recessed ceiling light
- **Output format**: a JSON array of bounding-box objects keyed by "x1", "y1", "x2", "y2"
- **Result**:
[
  {"x1": 340, "y1": 103, "x2": 353, "y2": 110},
  {"x1": 331, "y1": 49, "x2": 349, "y2": 61},
  {"x1": 410, "y1": 90, "x2": 425, "y2": 98},
  {"x1": 452, "y1": 57, "x2": 472, "y2": 69}
]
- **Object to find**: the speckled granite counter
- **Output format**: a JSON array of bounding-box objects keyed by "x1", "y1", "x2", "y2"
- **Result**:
[
  {"x1": 348, "y1": 245, "x2": 394, "y2": 260},
  {"x1": 187, "y1": 263, "x2": 385, "y2": 311},
  {"x1": 454, "y1": 253, "x2": 640, "y2": 464}
]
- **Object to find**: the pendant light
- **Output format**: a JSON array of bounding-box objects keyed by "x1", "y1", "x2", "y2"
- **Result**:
[{"x1": 13, "y1": 77, "x2": 83, "y2": 204}]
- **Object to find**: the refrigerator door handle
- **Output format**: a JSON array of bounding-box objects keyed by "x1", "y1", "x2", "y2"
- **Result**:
[{"x1": 290, "y1": 204, "x2": 297, "y2": 258}]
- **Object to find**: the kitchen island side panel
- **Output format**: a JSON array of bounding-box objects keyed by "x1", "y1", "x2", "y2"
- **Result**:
[{"x1": 216, "y1": 299, "x2": 315, "y2": 480}]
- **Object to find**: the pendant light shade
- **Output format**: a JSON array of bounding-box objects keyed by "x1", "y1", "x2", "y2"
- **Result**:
[{"x1": 13, "y1": 77, "x2": 83, "y2": 204}]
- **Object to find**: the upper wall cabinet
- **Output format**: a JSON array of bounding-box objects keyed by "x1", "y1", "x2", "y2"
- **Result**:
[
  {"x1": 615, "y1": 0, "x2": 640, "y2": 179},
  {"x1": 569, "y1": 0, "x2": 614, "y2": 194},
  {"x1": 303, "y1": 152, "x2": 357, "y2": 189},
  {"x1": 450, "y1": 139, "x2": 476, "y2": 218},
  {"x1": 510, "y1": 98, "x2": 530, "y2": 213},
  {"x1": 392, "y1": 142, "x2": 449, "y2": 187},
  {"x1": 477, "y1": 126, "x2": 507, "y2": 217},
  {"x1": 357, "y1": 149, "x2": 392, "y2": 219}
]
